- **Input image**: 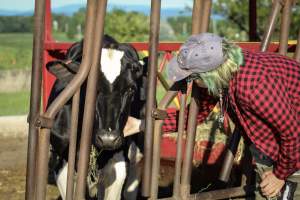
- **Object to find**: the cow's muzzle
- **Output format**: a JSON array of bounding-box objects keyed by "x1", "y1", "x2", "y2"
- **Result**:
[{"x1": 95, "y1": 130, "x2": 124, "y2": 150}]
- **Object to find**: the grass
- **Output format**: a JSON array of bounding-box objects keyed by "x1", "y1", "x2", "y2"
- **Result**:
[
  {"x1": 0, "y1": 91, "x2": 30, "y2": 116},
  {"x1": 0, "y1": 33, "x2": 33, "y2": 70}
]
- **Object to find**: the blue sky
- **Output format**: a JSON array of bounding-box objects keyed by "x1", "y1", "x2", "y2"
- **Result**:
[{"x1": 0, "y1": 0, "x2": 193, "y2": 11}]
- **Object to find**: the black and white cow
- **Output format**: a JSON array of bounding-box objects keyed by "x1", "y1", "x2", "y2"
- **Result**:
[{"x1": 47, "y1": 35, "x2": 146, "y2": 200}]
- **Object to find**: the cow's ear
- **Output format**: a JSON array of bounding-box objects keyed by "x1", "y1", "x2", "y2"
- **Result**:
[{"x1": 46, "y1": 60, "x2": 78, "y2": 80}]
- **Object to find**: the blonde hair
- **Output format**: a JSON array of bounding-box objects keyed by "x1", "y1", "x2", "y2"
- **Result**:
[{"x1": 198, "y1": 40, "x2": 243, "y2": 96}]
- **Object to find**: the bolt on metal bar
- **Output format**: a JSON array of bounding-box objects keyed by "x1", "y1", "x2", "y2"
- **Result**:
[
  {"x1": 75, "y1": 0, "x2": 108, "y2": 199},
  {"x1": 294, "y1": 30, "x2": 300, "y2": 62},
  {"x1": 66, "y1": 90, "x2": 80, "y2": 200},
  {"x1": 279, "y1": 0, "x2": 293, "y2": 55},
  {"x1": 34, "y1": 0, "x2": 98, "y2": 199},
  {"x1": 260, "y1": 0, "x2": 283, "y2": 52},
  {"x1": 150, "y1": 90, "x2": 179, "y2": 199},
  {"x1": 172, "y1": 93, "x2": 187, "y2": 199},
  {"x1": 142, "y1": 0, "x2": 161, "y2": 197},
  {"x1": 25, "y1": 0, "x2": 46, "y2": 199}
]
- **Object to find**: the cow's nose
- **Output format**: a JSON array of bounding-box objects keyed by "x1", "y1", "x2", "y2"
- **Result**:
[{"x1": 95, "y1": 130, "x2": 123, "y2": 150}]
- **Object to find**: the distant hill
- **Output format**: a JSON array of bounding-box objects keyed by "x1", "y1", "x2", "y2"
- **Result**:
[{"x1": 0, "y1": 3, "x2": 190, "y2": 18}]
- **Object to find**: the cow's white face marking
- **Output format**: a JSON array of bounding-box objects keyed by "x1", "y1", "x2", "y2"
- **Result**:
[{"x1": 101, "y1": 48, "x2": 124, "y2": 84}]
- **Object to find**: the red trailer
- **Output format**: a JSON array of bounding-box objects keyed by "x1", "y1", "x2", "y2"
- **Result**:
[{"x1": 26, "y1": 0, "x2": 299, "y2": 199}]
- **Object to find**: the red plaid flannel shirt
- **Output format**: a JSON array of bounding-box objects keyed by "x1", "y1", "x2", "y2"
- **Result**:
[
  {"x1": 227, "y1": 50, "x2": 300, "y2": 180},
  {"x1": 162, "y1": 88, "x2": 217, "y2": 133},
  {"x1": 162, "y1": 50, "x2": 300, "y2": 180}
]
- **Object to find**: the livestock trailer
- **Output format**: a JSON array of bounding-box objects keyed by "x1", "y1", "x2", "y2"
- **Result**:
[{"x1": 26, "y1": 0, "x2": 300, "y2": 199}]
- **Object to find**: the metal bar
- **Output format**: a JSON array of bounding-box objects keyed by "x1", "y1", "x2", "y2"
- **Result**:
[
  {"x1": 75, "y1": 0, "x2": 108, "y2": 199},
  {"x1": 191, "y1": 0, "x2": 204, "y2": 34},
  {"x1": 180, "y1": 86, "x2": 200, "y2": 198},
  {"x1": 260, "y1": 0, "x2": 283, "y2": 52},
  {"x1": 172, "y1": 93, "x2": 187, "y2": 199},
  {"x1": 66, "y1": 90, "x2": 80, "y2": 200},
  {"x1": 219, "y1": 128, "x2": 242, "y2": 182},
  {"x1": 279, "y1": 0, "x2": 293, "y2": 55},
  {"x1": 200, "y1": 0, "x2": 212, "y2": 32},
  {"x1": 150, "y1": 91, "x2": 179, "y2": 199},
  {"x1": 160, "y1": 185, "x2": 255, "y2": 200},
  {"x1": 25, "y1": 0, "x2": 46, "y2": 199},
  {"x1": 180, "y1": 1, "x2": 211, "y2": 197},
  {"x1": 294, "y1": 30, "x2": 300, "y2": 62},
  {"x1": 34, "y1": 0, "x2": 97, "y2": 199},
  {"x1": 249, "y1": 0, "x2": 258, "y2": 41},
  {"x1": 142, "y1": 0, "x2": 161, "y2": 197}
]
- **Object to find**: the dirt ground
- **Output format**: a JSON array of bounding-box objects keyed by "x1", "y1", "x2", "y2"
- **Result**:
[{"x1": 0, "y1": 137, "x2": 59, "y2": 200}]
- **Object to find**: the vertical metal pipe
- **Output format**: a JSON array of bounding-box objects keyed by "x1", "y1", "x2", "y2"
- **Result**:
[
  {"x1": 260, "y1": 0, "x2": 283, "y2": 52},
  {"x1": 200, "y1": 0, "x2": 212, "y2": 32},
  {"x1": 66, "y1": 90, "x2": 80, "y2": 200},
  {"x1": 172, "y1": 93, "x2": 187, "y2": 199},
  {"x1": 192, "y1": 0, "x2": 204, "y2": 34},
  {"x1": 180, "y1": 0, "x2": 210, "y2": 197},
  {"x1": 142, "y1": 0, "x2": 161, "y2": 197},
  {"x1": 25, "y1": 0, "x2": 45, "y2": 199},
  {"x1": 180, "y1": 86, "x2": 200, "y2": 198},
  {"x1": 219, "y1": 128, "x2": 241, "y2": 182},
  {"x1": 294, "y1": 30, "x2": 300, "y2": 62},
  {"x1": 249, "y1": 0, "x2": 258, "y2": 41},
  {"x1": 279, "y1": 0, "x2": 293, "y2": 55},
  {"x1": 150, "y1": 91, "x2": 178, "y2": 199},
  {"x1": 75, "y1": 0, "x2": 107, "y2": 199},
  {"x1": 34, "y1": 0, "x2": 97, "y2": 199}
]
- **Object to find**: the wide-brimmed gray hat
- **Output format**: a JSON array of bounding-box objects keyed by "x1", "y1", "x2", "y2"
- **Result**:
[{"x1": 167, "y1": 33, "x2": 225, "y2": 82}]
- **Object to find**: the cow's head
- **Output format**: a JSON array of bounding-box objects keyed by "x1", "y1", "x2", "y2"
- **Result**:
[{"x1": 47, "y1": 35, "x2": 145, "y2": 150}]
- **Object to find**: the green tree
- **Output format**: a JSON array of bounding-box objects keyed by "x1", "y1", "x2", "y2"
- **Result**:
[{"x1": 67, "y1": 8, "x2": 149, "y2": 42}]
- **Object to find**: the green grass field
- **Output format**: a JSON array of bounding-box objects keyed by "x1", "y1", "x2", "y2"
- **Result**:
[
  {"x1": 0, "y1": 91, "x2": 30, "y2": 116},
  {"x1": 0, "y1": 33, "x2": 33, "y2": 70}
]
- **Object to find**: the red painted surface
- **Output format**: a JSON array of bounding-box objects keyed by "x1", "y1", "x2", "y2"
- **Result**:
[{"x1": 42, "y1": 0, "x2": 297, "y2": 163}]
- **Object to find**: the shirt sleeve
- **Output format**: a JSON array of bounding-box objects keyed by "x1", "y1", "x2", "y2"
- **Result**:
[
  {"x1": 248, "y1": 76, "x2": 299, "y2": 180},
  {"x1": 162, "y1": 88, "x2": 217, "y2": 133}
]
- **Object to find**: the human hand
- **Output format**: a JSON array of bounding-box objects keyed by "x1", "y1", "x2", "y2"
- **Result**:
[{"x1": 260, "y1": 171, "x2": 285, "y2": 198}]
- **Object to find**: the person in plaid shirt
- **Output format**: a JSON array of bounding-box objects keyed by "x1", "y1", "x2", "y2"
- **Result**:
[
  {"x1": 166, "y1": 33, "x2": 300, "y2": 199},
  {"x1": 124, "y1": 33, "x2": 300, "y2": 199}
]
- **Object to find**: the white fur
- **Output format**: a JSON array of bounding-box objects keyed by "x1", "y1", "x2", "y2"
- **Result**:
[
  {"x1": 103, "y1": 151, "x2": 127, "y2": 200},
  {"x1": 56, "y1": 163, "x2": 68, "y2": 200},
  {"x1": 123, "y1": 142, "x2": 143, "y2": 199},
  {"x1": 101, "y1": 48, "x2": 124, "y2": 84}
]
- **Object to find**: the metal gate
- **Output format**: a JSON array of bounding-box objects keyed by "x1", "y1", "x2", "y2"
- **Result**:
[{"x1": 25, "y1": 0, "x2": 299, "y2": 199}]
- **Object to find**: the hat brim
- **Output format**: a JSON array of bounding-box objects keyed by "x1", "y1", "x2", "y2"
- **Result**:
[{"x1": 167, "y1": 57, "x2": 193, "y2": 82}]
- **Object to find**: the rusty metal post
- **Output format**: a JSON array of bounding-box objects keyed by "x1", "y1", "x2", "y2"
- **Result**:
[
  {"x1": 219, "y1": 128, "x2": 242, "y2": 182},
  {"x1": 180, "y1": 86, "x2": 200, "y2": 198},
  {"x1": 200, "y1": 0, "x2": 212, "y2": 32},
  {"x1": 260, "y1": 0, "x2": 283, "y2": 52},
  {"x1": 192, "y1": 0, "x2": 204, "y2": 34},
  {"x1": 75, "y1": 0, "x2": 108, "y2": 199},
  {"x1": 25, "y1": 0, "x2": 46, "y2": 199},
  {"x1": 180, "y1": 0, "x2": 211, "y2": 198},
  {"x1": 279, "y1": 0, "x2": 293, "y2": 55},
  {"x1": 66, "y1": 90, "x2": 80, "y2": 200},
  {"x1": 172, "y1": 93, "x2": 187, "y2": 199},
  {"x1": 150, "y1": 91, "x2": 179, "y2": 199},
  {"x1": 294, "y1": 30, "x2": 300, "y2": 62},
  {"x1": 142, "y1": 0, "x2": 161, "y2": 197},
  {"x1": 34, "y1": 0, "x2": 97, "y2": 199},
  {"x1": 249, "y1": 0, "x2": 258, "y2": 41}
]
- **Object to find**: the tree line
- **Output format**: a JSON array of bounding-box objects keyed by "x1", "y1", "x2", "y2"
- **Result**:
[{"x1": 1, "y1": 1, "x2": 299, "y2": 42}]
